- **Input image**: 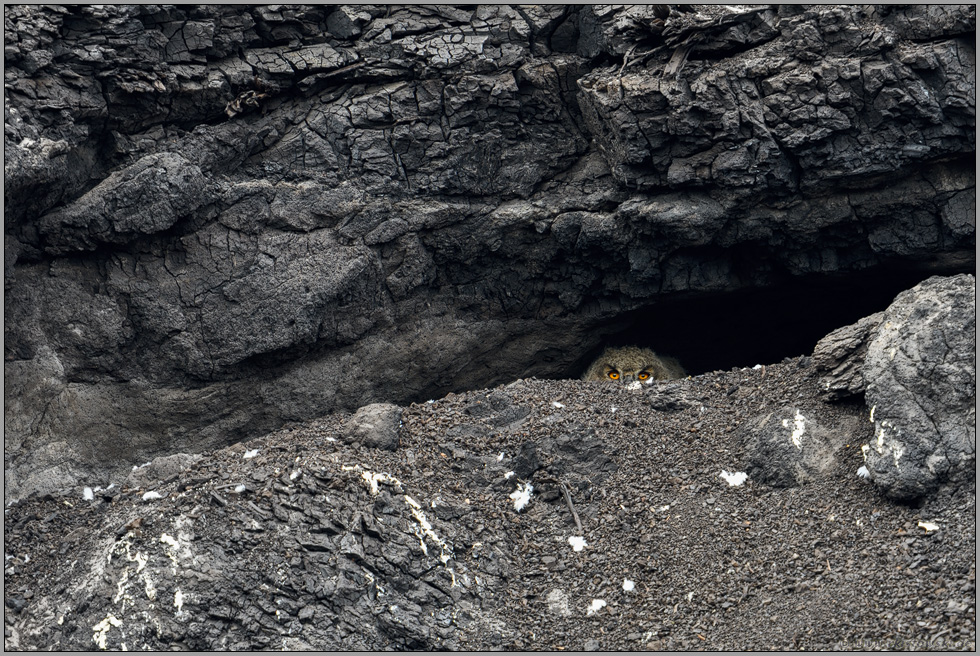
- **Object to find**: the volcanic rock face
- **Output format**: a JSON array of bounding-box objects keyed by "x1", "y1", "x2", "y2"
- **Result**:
[{"x1": 3, "y1": 5, "x2": 976, "y2": 499}]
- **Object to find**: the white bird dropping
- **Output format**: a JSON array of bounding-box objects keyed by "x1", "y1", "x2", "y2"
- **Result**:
[
  {"x1": 510, "y1": 482, "x2": 533, "y2": 512},
  {"x1": 720, "y1": 470, "x2": 748, "y2": 486},
  {"x1": 587, "y1": 599, "x2": 607, "y2": 615}
]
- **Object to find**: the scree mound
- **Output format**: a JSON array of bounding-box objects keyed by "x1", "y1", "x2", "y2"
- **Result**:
[{"x1": 4, "y1": 360, "x2": 976, "y2": 650}]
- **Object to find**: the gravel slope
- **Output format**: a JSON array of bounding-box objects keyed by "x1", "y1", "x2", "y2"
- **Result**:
[{"x1": 4, "y1": 358, "x2": 975, "y2": 650}]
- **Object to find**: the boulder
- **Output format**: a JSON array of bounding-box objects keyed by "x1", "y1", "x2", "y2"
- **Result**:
[
  {"x1": 125, "y1": 453, "x2": 203, "y2": 489},
  {"x1": 742, "y1": 406, "x2": 844, "y2": 487},
  {"x1": 861, "y1": 274, "x2": 976, "y2": 500},
  {"x1": 344, "y1": 403, "x2": 403, "y2": 451}
]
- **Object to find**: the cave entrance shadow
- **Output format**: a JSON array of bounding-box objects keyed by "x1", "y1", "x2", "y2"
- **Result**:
[{"x1": 593, "y1": 265, "x2": 972, "y2": 377}]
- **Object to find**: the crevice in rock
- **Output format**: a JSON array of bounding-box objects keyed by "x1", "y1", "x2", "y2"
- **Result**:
[
  {"x1": 686, "y1": 36, "x2": 781, "y2": 64},
  {"x1": 577, "y1": 263, "x2": 975, "y2": 378},
  {"x1": 908, "y1": 32, "x2": 976, "y2": 46}
]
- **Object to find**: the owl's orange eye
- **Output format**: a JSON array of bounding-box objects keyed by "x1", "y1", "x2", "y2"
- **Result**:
[
  {"x1": 608, "y1": 371, "x2": 620, "y2": 380},
  {"x1": 638, "y1": 372, "x2": 650, "y2": 381}
]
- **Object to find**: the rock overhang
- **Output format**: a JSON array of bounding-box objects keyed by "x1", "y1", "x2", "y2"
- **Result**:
[{"x1": 3, "y1": 4, "x2": 975, "y2": 501}]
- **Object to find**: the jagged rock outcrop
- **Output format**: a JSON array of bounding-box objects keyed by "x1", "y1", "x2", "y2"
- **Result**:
[
  {"x1": 813, "y1": 311, "x2": 885, "y2": 400},
  {"x1": 4, "y1": 5, "x2": 976, "y2": 500}
]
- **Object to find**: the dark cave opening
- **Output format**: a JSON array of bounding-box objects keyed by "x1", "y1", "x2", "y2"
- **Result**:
[{"x1": 585, "y1": 263, "x2": 975, "y2": 378}]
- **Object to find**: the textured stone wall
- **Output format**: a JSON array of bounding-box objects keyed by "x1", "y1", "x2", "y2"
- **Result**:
[{"x1": 4, "y1": 5, "x2": 975, "y2": 499}]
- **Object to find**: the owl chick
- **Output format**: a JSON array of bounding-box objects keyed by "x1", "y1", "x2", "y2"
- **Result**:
[{"x1": 581, "y1": 346, "x2": 686, "y2": 385}]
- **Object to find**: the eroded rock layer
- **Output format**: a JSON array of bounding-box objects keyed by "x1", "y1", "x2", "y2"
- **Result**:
[{"x1": 4, "y1": 5, "x2": 975, "y2": 498}]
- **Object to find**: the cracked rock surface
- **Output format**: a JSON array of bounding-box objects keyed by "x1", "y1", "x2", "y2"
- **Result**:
[
  {"x1": 813, "y1": 311, "x2": 886, "y2": 400},
  {"x1": 4, "y1": 6, "x2": 976, "y2": 504}
]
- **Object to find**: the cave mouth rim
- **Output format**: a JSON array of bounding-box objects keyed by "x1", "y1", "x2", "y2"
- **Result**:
[{"x1": 573, "y1": 263, "x2": 976, "y2": 378}]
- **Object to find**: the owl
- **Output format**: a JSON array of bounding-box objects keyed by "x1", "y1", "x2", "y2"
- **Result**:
[{"x1": 581, "y1": 346, "x2": 686, "y2": 385}]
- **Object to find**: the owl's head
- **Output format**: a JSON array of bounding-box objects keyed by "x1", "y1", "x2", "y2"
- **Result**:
[
  {"x1": 582, "y1": 346, "x2": 686, "y2": 386},
  {"x1": 596, "y1": 362, "x2": 658, "y2": 385}
]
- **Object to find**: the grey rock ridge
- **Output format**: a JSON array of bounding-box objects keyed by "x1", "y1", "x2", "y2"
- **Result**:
[{"x1": 3, "y1": 5, "x2": 976, "y2": 500}]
